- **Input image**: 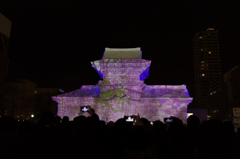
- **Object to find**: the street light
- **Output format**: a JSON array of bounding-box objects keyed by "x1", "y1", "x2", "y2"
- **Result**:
[{"x1": 31, "y1": 114, "x2": 34, "y2": 118}]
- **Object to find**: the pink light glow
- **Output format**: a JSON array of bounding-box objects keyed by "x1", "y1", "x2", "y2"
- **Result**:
[{"x1": 52, "y1": 48, "x2": 193, "y2": 123}]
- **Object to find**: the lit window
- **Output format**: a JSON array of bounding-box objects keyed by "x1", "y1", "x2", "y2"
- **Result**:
[
  {"x1": 209, "y1": 51, "x2": 211, "y2": 54},
  {"x1": 34, "y1": 91, "x2": 37, "y2": 94},
  {"x1": 201, "y1": 61, "x2": 204, "y2": 63},
  {"x1": 199, "y1": 36, "x2": 203, "y2": 39},
  {"x1": 201, "y1": 64, "x2": 204, "y2": 66},
  {"x1": 202, "y1": 74, "x2": 205, "y2": 76},
  {"x1": 201, "y1": 49, "x2": 203, "y2": 51}
]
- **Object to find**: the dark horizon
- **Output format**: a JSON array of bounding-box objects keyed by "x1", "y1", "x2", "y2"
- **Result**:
[{"x1": 1, "y1": 0, "x2": 240, "y2": 97}]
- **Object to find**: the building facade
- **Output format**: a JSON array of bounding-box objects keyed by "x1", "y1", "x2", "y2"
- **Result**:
[
  {"x1": 223, "y1": 66, "x2": 238, "y2": 114},
  {"x1": 224, "y1": 66, "x2": 240, "y2": 112},
  {"x1": 0, "y1": 13, "x2": 12, "y2": 116},
  {"x1": 193, "y1": 28, "x2": 222, "y2": 108},
  {"x1": 201, "y1": 65, "x2": 240, "y2": 121},
  {"x1": 206, "y1": 82, "x2": 229, "y2": 120}
]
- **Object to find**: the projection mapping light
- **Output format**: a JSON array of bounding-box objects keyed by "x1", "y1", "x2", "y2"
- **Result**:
[{"x1": 51, "y1": 48, "x2": 193, "y2": 123}]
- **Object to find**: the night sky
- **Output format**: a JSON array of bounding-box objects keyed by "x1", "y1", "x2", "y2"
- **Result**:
[{"x1": 1, "y1": 0, "x2": 240, "y2": 98}]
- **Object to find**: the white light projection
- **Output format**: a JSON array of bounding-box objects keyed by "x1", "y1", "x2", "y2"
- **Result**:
[{"x1": 52, "y1": 48, "x2": 193, "y2": 123}]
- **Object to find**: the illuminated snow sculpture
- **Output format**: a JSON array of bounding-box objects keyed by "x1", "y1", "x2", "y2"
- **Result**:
[{"x1": 51, "y1": 48, "x2": 193, "y2": 123}]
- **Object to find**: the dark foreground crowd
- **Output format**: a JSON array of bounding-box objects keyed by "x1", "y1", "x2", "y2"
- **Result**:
[{"x1": 0, "y1": 108, "x2": 240, "y2": 159}]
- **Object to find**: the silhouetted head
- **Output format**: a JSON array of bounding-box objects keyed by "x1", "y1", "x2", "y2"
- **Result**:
[
  {"x1": 62, "y1": 116, "x2": 69, "y2": 123},
  {"x1": 53, "y1": 116, "x2": 61, "y2": 126},
  {"x1": 114, "y1": 118, "x2": 127, "y2": 133},
  {"x1": 140, "y1": 118, "x2": 150, "y2": 125},
  {"x1": 153, "y1": 120, "x2": 165, "y2": 134},
  {"x1": 187, "y1": 115, "x2": 200, "y2": 129},
  {"x1": 91, "y1": 114, "x2": 100, "y2": 122},
  {"x1": 100, "y1": 120, "x2": 106, "y2": 127},
  {"x1": 171, "y1": 116, "x2": 183, "y2": 125},
  {"x1": 107, "y1": 121, "x2": 115, "y2": 127},
  {"x1": 56, "y1": 116, "x2": 61, "y2": 122},
  {"x1": 74, "y1": 116, "x2": 86, "y2": 124}
]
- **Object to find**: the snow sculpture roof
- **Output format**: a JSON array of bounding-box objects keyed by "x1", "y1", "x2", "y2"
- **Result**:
[{"x1": 103, "y1": 47, "x2": 142, "y2": 59}]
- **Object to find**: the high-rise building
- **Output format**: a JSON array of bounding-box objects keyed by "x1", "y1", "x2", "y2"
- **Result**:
[{"x1": 193, "y1": 28, "x2": 222, "y2": 108}]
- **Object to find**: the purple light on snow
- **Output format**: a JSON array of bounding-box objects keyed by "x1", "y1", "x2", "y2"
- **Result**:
[{"x1": 51, "y1": 48, "x2": 193, "y2": 123}]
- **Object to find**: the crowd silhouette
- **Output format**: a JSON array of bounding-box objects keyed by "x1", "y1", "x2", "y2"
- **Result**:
[{"x1": 0, "y1": 106, "x2": 240, "y2": 159}]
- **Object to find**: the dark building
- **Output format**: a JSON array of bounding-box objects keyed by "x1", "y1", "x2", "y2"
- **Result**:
[
  {"x1": 223, "y1": 66, "x2": 238, "y2": 115},
  {"x1": 206, "y1": 82, "x2": 229, "y2": 121},
  {"x1": 203, "y1": 65, "x2": 240, "y2": 121},
  {"x1": 2, "y1": 79, "x2": 63, "y2": 120},
  {"x1": 224, "y1": 66, "x2": 240, "y2": 111},
  {"x1": 0, "y1": 13, "x2": 11, "y2": 116},
  {"x1": 193, "y1": 28, "x2": 222, "y2": 109}
]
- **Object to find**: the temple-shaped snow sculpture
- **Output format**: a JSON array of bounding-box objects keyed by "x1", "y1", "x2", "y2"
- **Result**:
[{"x1": 52, "y1": 48, "x2": 193, "y2": 123}]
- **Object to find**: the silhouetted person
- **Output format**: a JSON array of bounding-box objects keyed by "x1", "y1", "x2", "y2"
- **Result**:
[
  {"x1": 62, "y1": 116, "x2": 69, "y2": 123},
  {"x1": 186, "y1": 115, "x2": 200, "y2": 159},
  {"x1": 151, "y1": 120, "x2": 168, "y2": 159},
  {"x1": 100, "y1": 120, "x2": 106, "y2": 127},
  {"x1": 140, "y1": 117, "x2": 150, "y2": 125},
  {"x1": 187, "y1": 115, "x2": 200, "y2": 129},
  {"x1": 195, "y1": 119, "x2": 238, "y2": 159},
  {"x1": 123, "y1": 123, "x2": 158, "y2": 159},
  {"x1": 107, "y1": 121, "x2": 115, "y2": 128},
  {"x1": 104, "y1": 118, "x2": 127, "y2": 159},
  {"x1": 73, "y1": 115, "x2": 86, "y2": 124},
  {"x1": 153, "y1": 120, "x2": 165, "y2": 134},
  {"x1": 55, "y1": 116, "x2": 62, "y2": 125}
]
